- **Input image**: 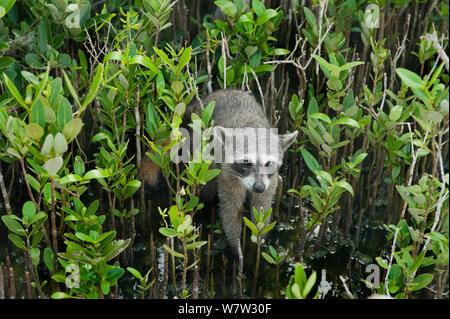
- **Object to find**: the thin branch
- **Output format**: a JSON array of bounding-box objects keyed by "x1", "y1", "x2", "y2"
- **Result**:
[{"x1": 422, "y1": 27, "x2": 449, "y2": 72}]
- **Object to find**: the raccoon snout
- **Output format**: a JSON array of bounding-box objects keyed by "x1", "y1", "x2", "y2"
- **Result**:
[{"x1": 252, "y1": 181, "x2": 266, "y2": 193}]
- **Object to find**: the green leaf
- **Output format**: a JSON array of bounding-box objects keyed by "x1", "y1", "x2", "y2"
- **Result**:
[
  {"x1": 0, "y1": 56, "x2": 14, "y2": 69},
  {"x1": 43, "y1": 156, "x2": 63, "y2": 177},
  {"x1": 101, "y1": 279, "x2": 110, "y2": 295},
  {"x1": 327, "y1": 78, "x2": 342, "y2": 91},
  {"x1": 32, "y1": 231, "x2": 44, "y2": 249},
  {"x1": 300, "y1": 147, "x2": 322, "y2": 174},
  {"x1": 274, "y1": 48, "x2": 290, "y2": 56},
  {"x1": 317, "y1": 170, "x2": 332, "y2": 184},
  {"x1": 81, "y1": 63, "x2": 103, "y2": 112},
  {"x1": 73, "y1": 155, "x2": 85, "y2": 176},
  {"x1": 262, "y1": 252, "x2": 275, "y2": 264},
  {"x1": 58, "y1": 174, "x2": 83, "y2": 184},
  {"x1": 389, "y1": 105, "x2": 403, "y2": 122},
  {"x1": 83, "y1": 169, "x2": 110, "y2": 180},
  {"x1": 252, "y1": 0, "x2": 265, "y2": 15},
  {"x1": 30, "y1": 211, "x2": 46, "y2": 225},
  {"x1": 335, "y1": 180, "x2": 354, "y2": 196},
  {"x1": 25, "y1": 123, "x2": 44, "y2": 140},
  {"x1": 2, "y1": 73, "x2": 29, "y2": 110},
  {"x1": 106, "y1": 267, "x2": 124, "y2": 282},
  {"x1": 44, "y1": 247, "x2": 55, "y2": 272},
  {"x1": 32, "y1": 98, "x2": 46, "y2": 128},
  {"x1": 41, "y1": 134, "x2": 54, "y2": 156},
  {"x1": 178, "y1": 47, "x2": 192, "y2": 71},
  {"x1": 291, "y1": 283, "x2": 302, "y2": 299},
  {"x1": 396, "y1": 68, "x2": 425, "y2": 89},
  {"x1": 62, "y1": 118, "x2": 84, "y2": 142},
  {"x1": 159, "y1": 227, "x2": 179, "y2": 237},
  {"x1": 245, "y1": 46, "x2": 258, "y2": 58},
  {"x1": 376, "y1": 257, "x2": 388, "y2": 269},
  {"x1": 75, "y1": 232, "x2": 96, "y2": 243},
  {"x1": 174, "y1": 102, "x2": 186, "y2": 116},
  {"x1": 8, "y1": 233, "x2": 27, "y2": 250},
  {"x1": 22, "y1": 201, "x2": 36, "y2": 222},
  {"x1": 243, "y1": 217, "x2": 259, "y2": 235},
  {"x1": 2, "y1": 215, "x2": 25, "y2": 236},
  {"x1": 0, "y1": 41, "x2": 10, "y2": 50},
  {"x1": 163, "y1": 244, "x2": 184, "y2": 258},
  {"x1": 303, "y1": 271, "x2": 317, "y2": 297},
  {"x1": 30, "y1": 64, "x2": 50, "y2": 110},
  {"x1": 202, "y1": 168, "x2": 221, "y2": 183},
  {"x1": 260, "y1": 221, "x2": 276, "y2": 235},
  {"x1": 312, "y1": 54, "x2": 338, "y2": 75},
  {"x1": 53, "y1": 132, "x2": 68, "y2": 154},
  {"x1": 185, "y1": 241, "x2": 207, "y2": 250},
  {"x1": 309, "y1": 112, "x2": 331, "y2": 124},
  {"x1": 294, "y1": 263, "x2": 307, "y2": 290},
  {"x1": 128, "y1": 55, "x2": 158, "y2": 75},
  {"x1": 422, "y1": 110, "x2": 443, "y2": 123},
  {"x1": 303, "y1": 7, "x2": 316, "y2": 26},
  {"x1": 171, "y1": 81, "x2": 183, "y2": 95},
  {"x1": 201, "y1": 101, "x2": 215, "y2": 126},
  {"x1": 339, "y1": 61, "x2": 365, "y2": 71},
  {"x1": 214, "y1": 0, "x2": 236, "y2": 17},
  {"x1": 103, "y1": 239, "x2": 131, "y2": 262},
  {"x1": 269, "y1": 245, "x2": 277, "y2": 258},
  {"x1": 31, "y1": 247, "x2": 40, "y2": 265},
  {"x1": 49, "y1": 78, "x2": 62, "y2": 105},
  {"x1": 27, "y1": 174, "x2": 40, "y2": 193},
  {"x1": 409, "y1": 273, "x2": 433, "y2": 292},
  {"x1": 253, "y1": 64, "x2": 274, "y2": 73},
  {"x1": 127, "y1": 267, "x2": 143, "y2": 280},
  {"x1": 411, "y1": 250, "x2": 426, "y2": 274},
  {"x1": 333, "y1": 117, "x2": 360, "y2": 128},
  {"x1": 307, "y1": 98, "x2": 319, "y2": 117},
  {"x1": 256, "y1": 8, "x2": 277, "y2": 26},
  {"x1": 62, "y1": 70, "x2": 81, "y2": 109},
  {"x1": 51, "y1": 292, "x2": 72, "y2": 299},
  {"x1": 57, "y1": 97, "x2": 73, "y2": 130}
]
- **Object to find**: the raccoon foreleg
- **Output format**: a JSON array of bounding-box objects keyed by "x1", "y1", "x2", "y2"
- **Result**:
[{"x1": 217, "y1": 177, "x2": 246, "y2": 277}]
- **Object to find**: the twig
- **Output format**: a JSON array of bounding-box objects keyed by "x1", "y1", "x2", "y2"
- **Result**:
[
  {"x1": 221, "y1": 32, "x2": 228, "y2": 89},
  {"x1": 250, "y1": 68, "x2": 265, "y2": 110},
  {"x1": 0, "y1": 162, "x2": 12, "y2": 215},
  {"x1": 339, "y1": 275, "x2": 355, "y2": 299},
  {"x1": 422, "y1": 27, "x2": 449, "y2": 72},
  {"x1": 205, "y1": 32, "x2": 213, "y2": 94},
  {"x1": 8, "y1": 267, "x2": 15, "y2": 299},
  {"x1": 422, "y1": 132, "x2": 449, "y2": 252},
  {"x1": 162, "y1": 237, "x2": 170, "y2": 299},
  {"x1": 0, "y1": 266, "x2": 5, "y2": 299},
  {"x1": 384, "y1": 129, "x2": 430, "y2": 296}
]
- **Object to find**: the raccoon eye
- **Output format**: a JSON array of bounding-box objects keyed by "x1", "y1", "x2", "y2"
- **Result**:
[{"x1": 265, "y1": 161, "x2": 273, "y2": 167}]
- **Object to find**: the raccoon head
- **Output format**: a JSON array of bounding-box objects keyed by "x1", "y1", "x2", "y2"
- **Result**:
[{"x1": 214, "y1": 126, "x2": 298, "y2": 193}]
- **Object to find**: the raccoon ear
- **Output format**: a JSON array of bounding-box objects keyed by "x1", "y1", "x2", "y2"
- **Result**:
[
  {"x1": 214, "y1": 126, "x2": 234, "y2": 144},
  {"x1": 280, "y1": 131, "x2": 298, "y2": 152}
]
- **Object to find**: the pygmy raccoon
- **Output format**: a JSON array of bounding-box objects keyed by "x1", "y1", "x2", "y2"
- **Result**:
[{"x1": 187, "y1": 89, "x2": 298, "y2": 276}]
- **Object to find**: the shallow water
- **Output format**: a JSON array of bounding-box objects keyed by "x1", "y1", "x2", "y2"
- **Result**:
[{"x1": 0, "y1": 169, "x2": 392, "y2": 299}]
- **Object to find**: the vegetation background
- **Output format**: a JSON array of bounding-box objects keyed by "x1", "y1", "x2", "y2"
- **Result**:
[{"x1": 0, "y1": 0, "x2": 448, "y2": 299}]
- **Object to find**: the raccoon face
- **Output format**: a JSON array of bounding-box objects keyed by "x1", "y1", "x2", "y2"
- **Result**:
[
  {"x1": 231, "y1": 156, "x2": 278, "y2": 193},
  {"x1": 214, "y1": 126, "x2": 298, "y2": 193}
]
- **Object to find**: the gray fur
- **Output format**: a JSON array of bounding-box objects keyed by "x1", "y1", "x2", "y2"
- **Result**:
[{"x1": 188, "y1": 89, "x2": 298, "y2": 276}]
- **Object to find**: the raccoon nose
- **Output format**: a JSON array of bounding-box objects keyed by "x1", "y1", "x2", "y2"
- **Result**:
[{"x1": 252, "y1": 181, "x2": 266, "y2": 193}]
